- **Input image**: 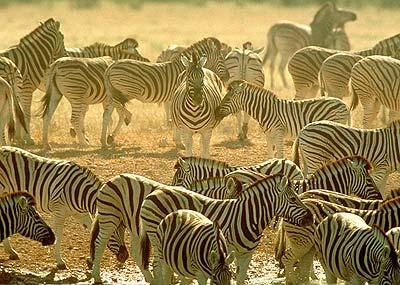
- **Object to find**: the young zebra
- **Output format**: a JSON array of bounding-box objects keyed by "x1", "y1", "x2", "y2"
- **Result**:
[
  {"x1": 0, "y1": 146, "x2": 104, "y2": 269},
  {"x1": 320, "y1": 33, "x2": 400, "y2": 99},
  {"x1": 216, "y1": 80, "x2": 350, "y2": 158},
  {"x1": 263, "y1": 2, "x2": 356, "y2": 89},
  {"x1": 0, "y1": 18, "x2": 66, "y2": 145},
  {"x1": 139, "y1": 173, "x2": 313, "y2": 285},
  {"x1": 102, "y1": 37, "x2": 229, "y2": 148},
  {"x1": 0, "y1": 192, "x2": 55, "y2": 249},
  {"x1": 292, "y1": 120, "x2": 400, "y2": 192},
  {"x1": 172, "y1": 54, "x2": 223, "y2": 158},
  {"x1": 350, "y1": 55, "x2": 400, "y2": 129},
  {"x1": 171, "y1": 156, "x2": 304, "y2": 188},
  {"x1": 314, "y1": 213, "x2": 400, "y2": 284},
  {"x1": 155, "y1": 210, "x2": 235, "y2": 285},
  {"x1": 224, "y1": 42, "x2": 265, "y2": 140}
]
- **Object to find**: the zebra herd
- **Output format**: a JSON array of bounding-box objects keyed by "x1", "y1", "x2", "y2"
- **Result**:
[{"x1": 1, "y1": 1, "x2": 400, "y2": 285}]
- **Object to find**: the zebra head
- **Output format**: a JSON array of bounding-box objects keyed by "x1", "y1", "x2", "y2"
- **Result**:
[
  {"x1": 44, "y1": 19, "x2": 67, "y2": 60},
  {"x1": 376, "y1": 226, "x2": 400, "y2": 284},
  {"x1": 14, "y1": 192, "x2": 55, "y2": 246},
  {"x1": 215, "y1": 80, "x2": 245, "y2": 121},
  {"x1": 209, "y1": 221, "x2": 235, "y2": 285},
  {"x1": 182, "y1": 53, "x2": 207, "y2": 106}
]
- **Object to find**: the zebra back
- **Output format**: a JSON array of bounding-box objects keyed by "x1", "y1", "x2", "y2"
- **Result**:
[{"x1": 0, "y1": 191, "x2": 55, "y2": 245}]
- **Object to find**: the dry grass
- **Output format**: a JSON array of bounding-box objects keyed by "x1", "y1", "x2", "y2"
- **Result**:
[{"x1": 0, "y1": 1, "x2": 398, "y2": 284}]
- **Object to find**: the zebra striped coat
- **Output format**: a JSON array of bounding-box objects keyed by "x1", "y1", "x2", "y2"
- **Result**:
[
  {"x1": 101, "y1": 37, "x2": 229, "y2": 148},
  {"x1": 0, "y1": 18, "x2": 66, "y2": 145},
  {"x1": 0, "y1": 146, "x2": 103, "y2": 269},
  {"x1": 216, "y1": 80, "x2": 350, "y2": 158},
  {"x1": 293, "y1": 120, "x2": 400, "y2": 192},
  {"x1": 140, "y1": 173, "x2": 313, "y2": 285},
  {"x1": 172, "y1": 54, "x2": 223, "y2": 158},
  {"x1": 262, "y1": 2, "x2": 356, "y2": 89},
  {"x1": 156, "y1": 210, "x2": 234, "y2": 285},
  {"x1": 350, "y1": 55, "x2": 400, "y2": 129},
  {"x1": 224, "y1": 43, "x2": 265, "y2": 140},
  {"x1": 0, "y1": 192, "x2": 55, "y2": 246},
  {"x1": 314, "y1": 213, "x2": 400, "y2": 284}
]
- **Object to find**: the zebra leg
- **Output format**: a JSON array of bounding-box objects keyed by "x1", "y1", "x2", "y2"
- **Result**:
[
  {"x1": 163, "y1": 100, "x2": 172, "y2": 127},
  {"x1": 159, "y1": 260, "x2": 174, "y2": 285},
  {"x1": 110, "y1": 104, "x2": 132, "y2": 139},
  {"x1": 295, "y1": 247, "x2": 316, "y2": 283},
  {"x1": 172, "y1": 127, "x2": 185, "y2": 150},
  {"x1": 73, "y1": 212, "x2": 93, "y2": 230},
  {"x1": 180, "y1": 277, "x2": 195, "y2": 285},
  {"x1": 278, "y1": 53, "x2": 290, "y2": 88},
  {"x1": 362, "y1": 98, "x2": 381, "y2": 129},
  {"x1": 41, "y1": 88, "x2": 63, "y2": 150},
  {"x1": 2, "y1": 238, "x2": 20, "y2": 260},
  {"x1": 235, "y1": 111, "x2": 244, "y2": 140},
  {"x1": 182, "y1": 131, "x2": 193, "y2": 157},
  {"x1": 200, "y1": 129, "x2": 212, "y2": 158},
  {"x1": 196, "y1": 273, "x2": 208, "y2": 285},
  {"x1": 71, "y1": 104, "x2": 90, "y2": 147},
  {"x1": 242, "y1": 112, "x2": 250, "y2": 140},
  {"x1": 101, "y1": 99, "x2": 114, "y2": 148},
  {"x1": 53, "y1": 213, "x2": 68, "y2": 269},
  {"x1": 235, "y1": 252, "x2": 252, "y2": 285},
  {"x1": 130, "y1": 233, "x2": 154, "y2": 283}
]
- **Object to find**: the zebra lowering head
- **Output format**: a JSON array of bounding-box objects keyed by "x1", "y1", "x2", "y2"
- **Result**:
[
  {"x1": 215, "y1": 80, "x2": 246, "y2": 121},
  {"x1": 0, "y1": 192, "x2": 55, "y2": 246},
  {"x1": 181, "y1": 53, "x2": 207, "y2": 106}
]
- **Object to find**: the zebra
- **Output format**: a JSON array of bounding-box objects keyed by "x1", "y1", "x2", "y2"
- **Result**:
[
  {"x1": 349, "y1": 55, "x2": 400, "y2": 129},
  {"x1": 0, "y1": 146, "x2": 106, "y2": 269},
  {"x1": 224, "y1": 42, "x2": 265, "y2": 140},
  {"x1": 101, "y1": 37, "x2": 229, "y2": 148},
  {"x1": 314, "y1": 212, "x2": 400, "y2": 284},
  {"x1": 215, "y1": 80, "x2": 350, "y2": 158},
  {"x1": 171, "y1": 156, "x2": 304, "y2": 188},
  {"x1": 0, "y1": 18, "x2": 66, "y2": 145},
  {"x1": 172, "y1": 54, "x2": 223, "y2": 158},
  {"x1": 139, "y1": 173, "x2": 313, "y2": 285},
  {"x1": 262, "y1": 2, "x2": 356, "y2": 89},
  {"x1": 292, "y1": 119, "x2": 400, "y2": 193},
  {"x1": 155, "y1": 210, "x2": 235, "y2": 285},
  {"x1": 279, "y1": 197, "x2": 400, "y2": 284},
  {"x1": 188, "y1": 176, "x2": 243, "y2": 199},
  {"x1": 39, "y1": 56, "x2": 145, "y2": 150},
  {"x1": 386, "y1": 227, "x2": 400, "y2": 251},
  {"x1": 0, "y1": 192, "x2": 55, "y2": 250}
]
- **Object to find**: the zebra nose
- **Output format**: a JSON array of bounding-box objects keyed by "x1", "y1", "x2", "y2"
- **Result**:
[
  {"x1": 42, "y1": 229, "x2": 56, "y2": 246},
  {"x1": 116, "y1": 245, "x2": 129, "y2": 263}
]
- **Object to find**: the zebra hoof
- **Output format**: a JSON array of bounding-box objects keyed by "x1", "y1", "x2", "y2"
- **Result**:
[
  {"x1": 116, "y1": 246, "x2": 129, "y2": 263},
  {"x1": 56, "y1": 263, "x2": 67, "y2": 270},
  {"x1": 86, "y1": 257, "x2": 93, "y2": 270},
  {"x1": 107, "y1": 135, "x2": 114, "y2": 145},
  {"x1": 124, "y1": 113, "x2": 132, "y2": 126},
  {"x1": 175, "y1": 143, "x2": 185, "y2": 150},
  {"x1": 70, "y1": 128, "x2": 76, "y2": 138},
  {"x1": 9, "y1": 253, "x2": 19, "y2": 260},
  {"x1": 43, "y1": 144, "x2": 52, "y2": 151},
  {"x1": 24, "y1": 138, "x2": 35, "y2": 146}
]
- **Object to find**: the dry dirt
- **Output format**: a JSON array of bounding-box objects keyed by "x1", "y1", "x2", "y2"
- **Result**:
[{"x1": 0, "y1": 1, "x2": 399, "y2": 284}]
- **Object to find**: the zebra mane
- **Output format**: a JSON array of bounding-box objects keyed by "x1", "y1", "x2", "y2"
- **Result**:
[
  {"x1": 373, "y1": 33, "x2": 400, "y2": 49},
  {"x1": 0, "y1": 191, "x2": 36, "y2": 206},
  {"x1": 180, "y1": 37, "x2": 222, "y2": 59},
  {"x1": 70, "y1": 161, "x2": 102, "y2": 183},
  {"x1": 174, "y1": 156, "x2": 230, "y2": 170},
  {"x1": 313, "y1": 155, "x2": 373, "y2": 174},
  {"x1": 244, "y1": 173, "x2": 290, "y2": 194},
  {"x1": 229, "y1": 80, "x2": 277, "y2": 99},
  {"x1": 371, "y1": 224, "x2": 398, "y2": 262},
  {"x1": 378, "y1": 196, "x2": 400, "y2": 212},
  {"x1": 18, "y1": 18, "x2": 60, "y2": 46}
]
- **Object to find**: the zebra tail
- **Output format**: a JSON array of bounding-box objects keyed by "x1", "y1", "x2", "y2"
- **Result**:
[
  {"x1": 9, "y1": 82, "x2": 28, "y2": 134},
  {"x1": 318, "y1": 70, "x2": 327, "y2": 97},
  {"x1": 274, "y1": 220, "x2": 286, "y2": 269},
  {"x1": 104, "y1": 75, "x2": 129, "y2": 107},
  {"x1": 139, "y1": 231, "x2": 151, "y2": 270},
  {"x1": 349, "y1": 77, "x2": 359, "y2": 111},
  {"x1": 291, "y1": 136, "x2": 301, "y2": 167},
  {"x1": 87, "y1": 214, "x2": 100, "y2": 269},
  {"x1": 262, "y1": 27, "x2": 276, "y2": 65},
  {"x1": 38, "y1": 64, "x2": 58, "y2": 119}
]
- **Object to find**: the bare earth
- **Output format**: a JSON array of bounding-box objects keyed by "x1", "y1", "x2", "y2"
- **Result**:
[{"x1": 0, "y1": 1, "x2": 399, "y2": 284}]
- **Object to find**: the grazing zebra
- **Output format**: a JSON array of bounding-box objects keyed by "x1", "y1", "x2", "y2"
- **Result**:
[
  {"x1": 139, "y1": 173, "x2": 313, "y2": 285},
  {"x1": 279, "y1": 197, "x2": 400, "y2": 284},
  {"x1": 0, "y1": 192, "x2": 55, "y2": 250},
  {"x1": 224, "y1": 42, "x2": 264, "y2": 140},
  {"x1": 0, "y1": 18, "x2": 66, "y2": 145},
  {"x1": 314, "y1": 213, "x2": 400, "y2": 284},
  {"x1": 350, "y1": 55, "x2": 400, "y2": 128},
  {"x1": 292, "y1": 120, "x2": 400, "y2": 193},
  {"x1": 171, "y1": 156, "x2": 304, "y2": 188},
  {"x1": 215, "y1": 80, "x2": 350, "y2": 158},
  {"x1": 263, "y1": 2, "x2": 356, "y2": 89},
  {"x1": 172, "y1": 54, "x2": 223, "y2": 158},
  {"x1": 155, "y1": 210, "x2": 235, "y2": 285},
  {"x1": 0, "y1": 146, "x2": 104, "y2": 269},
  {"x1": 102, "y1": 37, "x2": 229, "y2": 148}
]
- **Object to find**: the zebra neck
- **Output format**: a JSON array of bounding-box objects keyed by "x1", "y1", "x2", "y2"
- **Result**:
[
  {"x1": 310, "y1": 21, "x2": 333, "y2": 47},
  {"x1": 363, "y1": 207, "x2": 399, "y2": 232},
  {"x1": 354, "y1": 48, "x2": 374, "y2": 57}
]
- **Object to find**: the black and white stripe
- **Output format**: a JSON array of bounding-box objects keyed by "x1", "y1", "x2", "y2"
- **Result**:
[
  {"x1": 155, "y1": 210, "x2": 234, "y2": 285},
  {"x1": 139, "y1": 173, "x2": 313, "y2": 285},
  {"x1": 314, "y1": 212, "x2": 400, "y2": 284},
  {"x1": 101, "y1": 37, "x2": 229, "y2": 148},
  {"x1": 172, "y1": 54, "x2": 223, "y2": 158},
  {"x1": 0, "y1": 18, "x2": 66, "y2": 144},
  {"x1": 216, "y1": 80, "x2": 350, "y2": 158},
  {"x1": 292, "y1": 119, "x2": 400, "y2": 192}
]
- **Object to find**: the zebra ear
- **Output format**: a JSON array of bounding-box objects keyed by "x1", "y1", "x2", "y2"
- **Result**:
[
  {"x1": 278, "y1": 176, "x2": 289, "y2": 191},
  {"x1": 17, "y1": 196, "x2": 28, "y2": 213},
  {"x1": 181, "y1": 56, "x2": 190, "y2": 68},
  {"x1": 226, "y1": 177, "x2": 242, "y2": 198},
  {"x1": 177, "y1": 157, "x2": 190, "y2": 172},
  {"x1": 199, "y1": 56, "x2": 207, "y2": 67},
  {"x1": 253, "y1": 47, "x2": 264, "y2": 54},
  {"x1": 55, "y1": 21, "x2": 60, "y2": 30}
]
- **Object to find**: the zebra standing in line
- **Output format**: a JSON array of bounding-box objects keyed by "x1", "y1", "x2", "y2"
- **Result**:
[
  {"x1": 350, "y1": 55, "x2": 400, "y2": 129},
  {"x1": 155, "y1": 210, "x2": 235, "y2": 285},
  {"x1": 215, "y1": 80, "x2": 350, "y2": 158},
  {"x1": 263, "y1": 2, "x2": 356, "y2": 89},
  {"x1": 102, "y1": 37, "x2": 229, "y2": 148},
  {"x1": 0, "y1": 18, "x2": 66, "y2": 145},
  {"x1": 314, "y1": 213, "x2": 400, "y2": 284},
  {"x1": 139, "y1": 173, "x2": 313, "y2": 285},
  {"x1": 0, "y1": 146, "x2": 118, "y2": 269},
  {"x1": 172, "y1": 54, "x2": 223, "y2": 158},
  {"x1": 224, "y1": 42, "x2": 264, "y2": 140},
  {"x1": 171, "y1": 156, "x2": 304, "y2": 188},
  {"x1": 292, "y1": 120, "x2": 400, "y2": 193},
  {"x1": 0, "y1": 192, "x2": 55, "y2": 248}
]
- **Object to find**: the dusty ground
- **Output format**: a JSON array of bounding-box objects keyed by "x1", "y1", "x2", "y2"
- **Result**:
[{"x1": 0, "y1": 1, "x2": 399, "y2": 284}]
